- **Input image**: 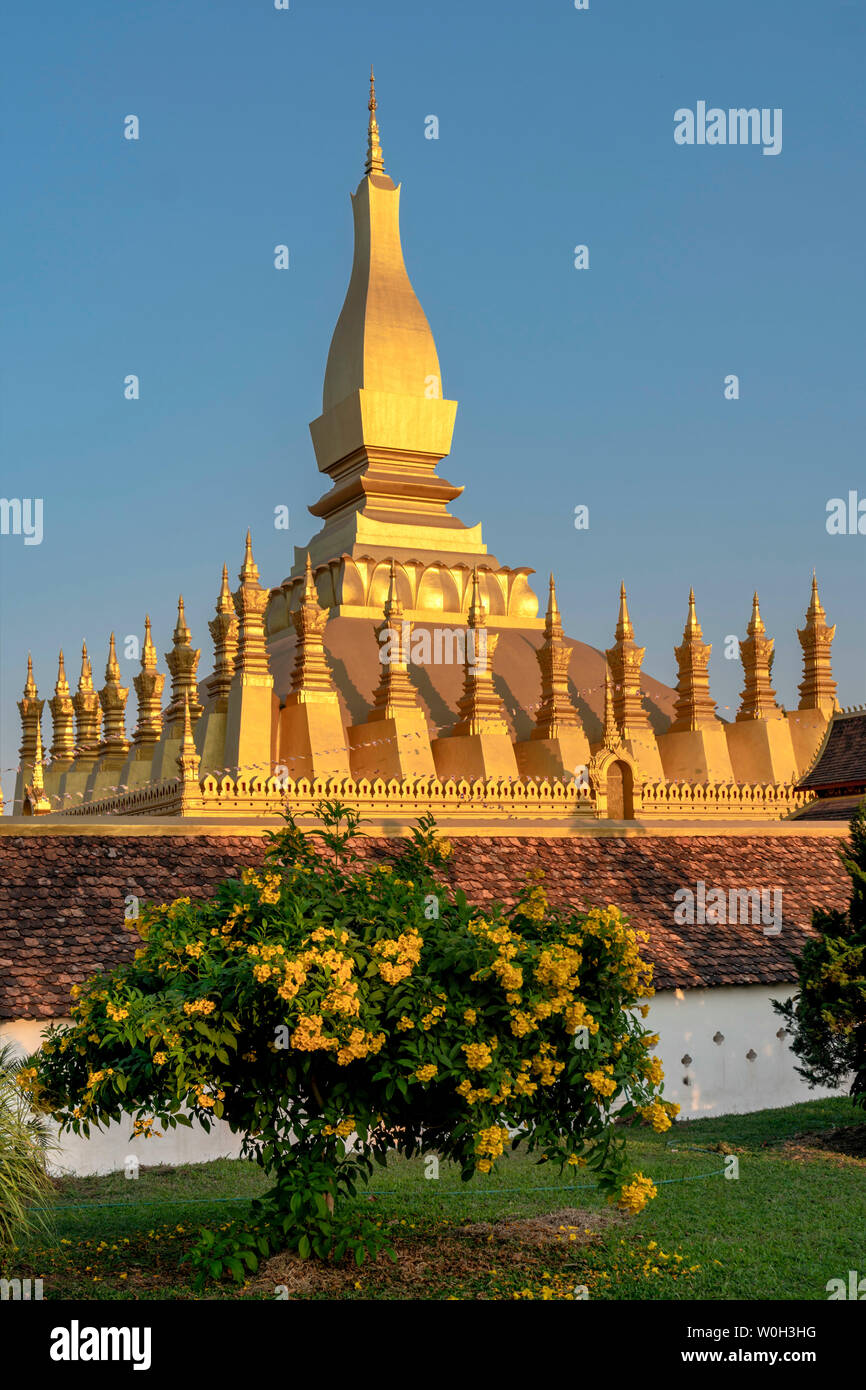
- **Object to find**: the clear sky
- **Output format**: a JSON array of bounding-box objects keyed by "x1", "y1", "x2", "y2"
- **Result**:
[{"x1": 2, "y1": 0, "x2": 864, "y2": 804}]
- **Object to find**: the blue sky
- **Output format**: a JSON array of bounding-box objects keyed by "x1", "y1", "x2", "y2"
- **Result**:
[{"x1": 2, "y1": 0, "x2": 864, "y2": 802}]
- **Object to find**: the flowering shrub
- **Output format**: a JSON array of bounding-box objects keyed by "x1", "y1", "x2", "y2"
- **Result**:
[
  {"x1": 22, "y1": 805, "x2": 676, "y2": 1279},
  {"x1": 774, "y1": 799, "x2": 866, "y2": 1107}
]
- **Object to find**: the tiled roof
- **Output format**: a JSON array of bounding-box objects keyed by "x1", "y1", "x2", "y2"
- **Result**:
[
  {"x1": 0, "y1": 832, "x2": 852, "y2": 1020},
  {"x1": 800, "y1": 711, "x2": 866, "y2": 791}
]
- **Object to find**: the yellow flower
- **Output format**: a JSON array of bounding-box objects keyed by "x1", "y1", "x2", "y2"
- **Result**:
[
  {"x1": 462, "y1": 1042, "x2": 493, "y2": 1070},
  {"x1": 617, "y1": 1173, "x2": 657, "y2": 1215},
  {"x1": 153, "y1": 1052, "x2": 168, "y2": 1066},
  {"x1": 463, "y1": 1008, "x2": 477, "y2": 1025},
  {"x1": 414, "y1": 1063, "x2": 438, "y2": 1082}
]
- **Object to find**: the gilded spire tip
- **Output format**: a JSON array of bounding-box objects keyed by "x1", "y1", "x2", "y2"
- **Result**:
[{"x1": 365, "y1": 65, "x2": 386, "y2": 177}]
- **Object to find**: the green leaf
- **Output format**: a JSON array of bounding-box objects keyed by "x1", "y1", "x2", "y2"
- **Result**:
[{"x1": 298, "y1": 1235, "x2": 311, "y2": 1260}]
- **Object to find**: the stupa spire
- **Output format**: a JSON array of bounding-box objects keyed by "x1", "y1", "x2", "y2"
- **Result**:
[
  {"x1": 48, "y1": 650, "x2": 76, "y2": 761},
  {"x1": 606, "y1": 581, "x2": 651, "y2": 738},
  {"x1": 737, "y1": 592, "x2": 781, "y2": 721},
  {"x1": 72, "y1": 642, "x2": 101, "y2": 751},
  {"x1": 165, "y1": 596, "x2": 203, "y2": 726},
  {"x1": 232, "y1": 532, "x2": 271, "y2": 679},
  {"x1": 208, "y1": 564, "x2": 239, "y2": 703},
  {"x1": 365, "y1": 65, "x2": 386, "y2": 177},
  {"x1": 668, "y1": 589, "x2": 718, "y2": 731},
  {"x1": 176, "y1": 695, "x2": 201, "y2": 784},
  {"x1": 797, "y1": 572, "x2": 838, "y2": 716},
  {"x1": 24, "y1": 720, "x2": 51, "y2": 816},
  {"x1": 451, "y1": 571, "x2": 507, "y2": 736},
  {"x1": 370, "y1": 561, "x2": 416, "y2": 718},
  {"x1": 533, "y1": 574, "x2": 580, "y2": 739},
  {"x1": 132, "y1": 616, "x2": 165, "y2": 745},
  {"x1": 98, "y1": 633, "x2": 130, "y2": 754},
  {"x1": 602, "y1": 661, "x2": 620, "y2": 748},
  {"x1": 17, "y1": 654, "x2": 44, "y2": 766},
  {"x1": 287, "y1": 555, "x2": 337, "y2": 698}
]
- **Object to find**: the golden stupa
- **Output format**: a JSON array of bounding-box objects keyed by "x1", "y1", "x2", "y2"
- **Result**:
[{"x1": 13, "y1": 74, "x2": 840, "y2": 829}]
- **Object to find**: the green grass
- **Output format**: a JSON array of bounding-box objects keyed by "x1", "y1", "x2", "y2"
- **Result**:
[{"x1": 8, "y1": 1096, "x2": 864, "y2": 1300}]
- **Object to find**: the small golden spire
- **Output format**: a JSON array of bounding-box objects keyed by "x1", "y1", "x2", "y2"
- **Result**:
[
  {"x1": 133, "y1": 616, "x2": 165, "y2": 745},
  {"x1": 547, "y1": 574, "x2": 562, "y2": 628},
  {"x1": 165, "y1": 597, "x2": 203, "y2": 726},
  {"x1": 370, "y1": 561, "x2": 415, "y2": 719},
  {"x1": 737, "y1": 590, "x2": 779, "y2": 721},
  {"x1": 233, "y1": 532, "x2": 270, "y2": 679},
  {"x1": 606, "y1": 582, "x2": 650, "y2": 739},
  {"x1": 173, "y1": 596, "x2": 192, "y2": 647},
  {"x1": 532, "y1": 573, "x2": 580, "y2": 740},
  {"x1": 24, "y1": 720, "x2": 52, "y2": 815},
  {"x1": 684, "y1": 586, "x2": 700, "y2": 636},
  {"x1": 176, "y1": 695, "x2": 201, "y2": 784},
  {"x1": 98, "y1": 633, "x2": 129, "y2": 754},
  {"x1": 18, "y1": 655, "x2": 45, "y2": 767},
  {"x1": 365, "y1": 65, "x2": 386, "y2": 177},
  {"x1": 798, "y1": 572, "x2": 838, "y2": 715},
  {"x1": 142, "y1": 615, "x2": 157, "y2": 668},
  {"x1": 616, "y1": 581, "x2": 634, "y2": 642},
  {"x1": 669, "y1": 589, "x2": 717, "y2": 731},
  {"x1": 303, "y1": 552, "x2": 317, "y2": 602},
  {"x1": 467, "y1": 568, "x2": 485, "y2": 628},
  {"x1": 49, "y1": 650, "x2": 75, "y2": 761},
  {"x1": 207, "y1": 568, "x2": 239, "y2": 704},
  {"x1": 72, "y1": 642, "x2": 101, "y2": 751},
  {"x1": 105, "y1": 632, "x2": 121, "y2": 683},
  {"x1": 79, "y1": 641, "x2": 95, "y2": 693},
  {"x1": 288, "y1": 554, "x2": 337, "y2": 700},
  {"x1": 602, "y1": 661, "x2": 619, "y2": 747},
  {"x1": 55, "y1": 650, "x2": 70, "y2": 698}
]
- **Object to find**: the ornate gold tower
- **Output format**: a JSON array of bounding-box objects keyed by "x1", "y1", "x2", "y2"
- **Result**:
[
  {"x1": 515, "y1": 575, "x2": 590, "y2": 782},
  {"x1": 657, "y1": 590, "x2": 733, "y2": 783},
  {"x1": 605, "y1": 583, "x2": 663, "y2": 780},
  {"x1": 275, "y1": 71, "x2": 540, "y2": 629},
  {"x1": 726, "y1": 594, "x2": 798, "y2": 784}
]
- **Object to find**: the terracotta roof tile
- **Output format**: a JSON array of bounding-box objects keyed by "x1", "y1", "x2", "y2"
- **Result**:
[{"x1": 0, "y1": 832, "x2": 852, "y2": 1019}]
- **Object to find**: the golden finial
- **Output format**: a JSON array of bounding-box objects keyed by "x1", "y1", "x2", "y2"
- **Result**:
[
  {"x1": 217, "y1": 564, "x2": 233, "y2": 612},
  {"x1": 383, "y1": 559, "x2": 403, "y2": 621},
  {"x1": 55, "y1": 650, "x2": 70, "y2": 697},
  {"x1": 616, "y1": 582, "x2": 634, "y2": 641},
  {"x1": 467, "y1": 568, "x2": 486, "y2": 628},
  {"x1": 303, "y1": 553, "x2": 317, "y2": 602},
  {"x1": 24, "y1": 653, "x2": 37, "y2": 698},
  {"x1": 173, "y1": 596, "x2": 191, "y2": 646},
  {"x1": 547, "y1": 574, "x2": 561, "y2": 621},
  {"x1": 176, "y1": 694, "x2": 201, "y2": 784},
  {"x1": 25, "y1": 720, "x2": 51, "y2": 814},
  {"x1": 365, "y1": 65, "x2": 386, "y2": 177},
  {"x1": 79, "y1": 641, "x2": 94, "y2": 693},
  {"x1": 105, "y1": 633, "x2": 120, "y2": 682},
  {"x1": 602, "y1": 662, "x2": 619, "y2": 746},
  {"x1": 748, "y1": 591, "x2": 764, "y2": 635},
  {"x1": 683, "y1": 586, "x2": 702, "y2": 637},
  {"x1": 142, "y1": 615, "x2": 157, "y2": 668},
  {"x1": 239, "y1": 529, "x2": 260, "y2": 584}
]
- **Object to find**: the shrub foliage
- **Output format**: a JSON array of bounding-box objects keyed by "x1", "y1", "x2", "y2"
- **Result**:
[
  {"x1": 21, "y1": 806, "x2": 675, "y2": 1279},
  {"x1": 775, "y1": 800, "x2": 866, "y2": 1107}
]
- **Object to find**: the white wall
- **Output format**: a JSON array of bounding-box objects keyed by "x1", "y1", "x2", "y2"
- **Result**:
[
  {"x1": 1, "y1": 1019, "x2": 244, "y2": 1176},
  {"x1": 647, "y1": 984, "x2": 840, "y2": 1117},
  {"x1": 2, "y1": 984, "x2": 843, "y2": 1174}
]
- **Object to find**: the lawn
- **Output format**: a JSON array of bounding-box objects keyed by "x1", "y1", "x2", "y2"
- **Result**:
[{"x1": 12, "y1": 1095, "x2": 864, "y2": 1301}]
